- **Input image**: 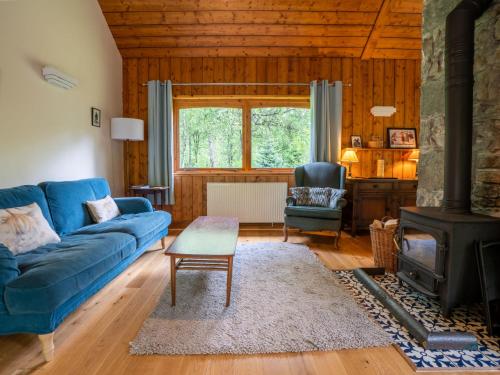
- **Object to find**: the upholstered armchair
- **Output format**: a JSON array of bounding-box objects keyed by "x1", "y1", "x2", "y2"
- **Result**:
[{"x1": 284, "y1": 162, "x2": 347, "y2": 248}]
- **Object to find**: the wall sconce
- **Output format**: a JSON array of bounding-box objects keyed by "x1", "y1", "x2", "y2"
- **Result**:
[
  {"x1": 341, "y1": 149, "x2": 359, "y2": 178},
  {"x1": 42, "y1": 66, "x2": 78, "y2": 89},
  {"x1": 370, "y1": 106, "x2": 396, "y2": 117}
]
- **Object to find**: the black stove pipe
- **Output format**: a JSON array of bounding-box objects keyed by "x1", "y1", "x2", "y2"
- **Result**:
[{"x1": 442, "y1": 0, "x2": 492, "y2": 213}]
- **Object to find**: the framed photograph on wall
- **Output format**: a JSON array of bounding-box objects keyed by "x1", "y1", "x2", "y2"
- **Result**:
[
  {"x1": 387, "y1": 128, "x2": 417, "y2": 149},
  {"x1": 91, "y1": 107, "x2": 101, "y2": 127},
  {"x1": 351, "y1": 135, "x2": 362, "y2": 148}
]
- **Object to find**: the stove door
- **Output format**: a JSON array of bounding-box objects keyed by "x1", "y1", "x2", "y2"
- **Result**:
[
  {"x1": 401, "y1": 229, "x2": 437, "y2": 271},
  {"x1": 397, "y1": 221, "x2": 447, "y2": 297}
]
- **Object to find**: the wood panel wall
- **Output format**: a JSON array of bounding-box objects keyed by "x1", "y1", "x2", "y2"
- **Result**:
[{"x1": 123, "y1": 56, "x2": 421, "y2": 224}]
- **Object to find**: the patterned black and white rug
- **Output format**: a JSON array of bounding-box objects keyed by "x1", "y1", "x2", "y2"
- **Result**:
[{"x1": 335, "y1": 270, "x2": 500, "y2": 370}]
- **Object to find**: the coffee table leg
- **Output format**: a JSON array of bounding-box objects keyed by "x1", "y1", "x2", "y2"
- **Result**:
[
  {"x1": 226, "y1": 256, "x2": 233, "y2": 307},
  {"x1": 170, "y1": 255, "x2": 176, "y2": 306}
]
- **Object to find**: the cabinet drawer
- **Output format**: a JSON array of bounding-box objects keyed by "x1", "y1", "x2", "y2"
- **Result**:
[
  {"x1": 399, "y1": 181, "x2": 418, "y2": 191},
  {"x1": 358, "y1": 182, "x2": 393, "y2": 191}
]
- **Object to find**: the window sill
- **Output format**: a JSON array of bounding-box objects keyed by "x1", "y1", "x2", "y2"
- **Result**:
[{"x1": 174, "y1": 169, "x2": 294, "y2": 176}]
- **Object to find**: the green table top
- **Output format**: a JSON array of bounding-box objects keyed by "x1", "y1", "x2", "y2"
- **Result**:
[{"x1": 166, "y1": 216, "x2": 239, "y2": 256}]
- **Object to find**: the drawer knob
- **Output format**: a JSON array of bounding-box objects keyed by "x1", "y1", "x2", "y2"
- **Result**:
[
  {"x1": 373, "y1": 184, "x2": 379, "y2": 188},
  {"x1": 409, "y1": 271, "x2": 418, "y2": 279}
]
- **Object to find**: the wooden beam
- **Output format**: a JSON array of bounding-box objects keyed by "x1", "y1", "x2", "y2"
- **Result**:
[
  {"x1": 110, "y1": 24, "x2": 372, "y2": 38},
  {"x1": 386, "y1": 12, "x2": 422, "y2": 26},
  {"x1": 370, "y1": 48, "x2": 420, "y2": 59},
  {"x1": 119, "y1": 47, "x2": 363, "y2": 58},
  {"x1": 115, "y1": 36, "x2": 367, "y2": 49},
  {"x1": 361, "y1": 0, "x2": 392, "y2": 60},
  {"x1": 390, "y1": 0, "x2": 423, "y2": 13},
  {"x1": 98, "y1": 0, "x2": 383, "y2": 13},
  {"x1": 104, "y1": 10, "x2": 377, "y2": 26},
  {"x1": 375, "y1": 37, "x2": 421, "y2": 49},
  {"x1": 380, "y1": 25, "x2": 421, "y2": 38}
]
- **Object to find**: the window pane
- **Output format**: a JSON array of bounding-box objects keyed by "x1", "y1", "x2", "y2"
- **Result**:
[
  {"x1": 179, "y1": 107, "x2": 243, "y2": 168},
  {"x1": 251, "y1": 107, "x2": 310, "y2": 168}
]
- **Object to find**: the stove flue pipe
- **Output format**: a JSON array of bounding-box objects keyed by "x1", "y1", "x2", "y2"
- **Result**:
[{"x1": 442, "y1": 0, "x2": 492, "y2": 213}]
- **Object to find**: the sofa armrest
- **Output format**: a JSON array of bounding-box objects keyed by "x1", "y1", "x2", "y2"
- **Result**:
[
  {"x1": 114, "y1": 197, "x2": 153, "y2": 214},
  {"x1": 286, "y1": 196, "x2": 296, "y2": 206}
]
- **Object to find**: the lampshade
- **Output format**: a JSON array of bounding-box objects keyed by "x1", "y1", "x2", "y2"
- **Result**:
[
  {"x1": 111, "y1": 117, "x2": 144, "y2": 141},
  {"x1": 341, "y1": 149, "x2": 359, "y2": 163},
  {"x1": 408, "y1": 149, "x2": 420, "y2": 161}
]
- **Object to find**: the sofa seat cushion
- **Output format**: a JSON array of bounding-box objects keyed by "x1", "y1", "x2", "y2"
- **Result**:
[
  {"x1": 285, "y1": 205, "x2": 342, "y2": 220},
  {"x1": 74, "y1": 211, "x2": 171, "y2": 248},
  {"x1": 5, "y1": 233, "x2": 136, "y2": 314}
]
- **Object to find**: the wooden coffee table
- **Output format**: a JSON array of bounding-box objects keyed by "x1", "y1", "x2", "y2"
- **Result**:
[{"x1": 165, "y1": 216, "x2": 239, "y2": 307}]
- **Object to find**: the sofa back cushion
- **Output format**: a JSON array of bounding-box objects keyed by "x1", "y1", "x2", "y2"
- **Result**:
[
  {"x1": 0, "y1": 185, "x2": 54, "y2": 229},
  {"x1": 0, "y1": 203, "x2": 61, "y2": 255},
  {"x1": 39, "y1": 178, "x2": 111, "y2": 235}
]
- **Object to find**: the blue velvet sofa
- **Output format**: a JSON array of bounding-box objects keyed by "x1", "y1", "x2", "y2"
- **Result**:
[{"x1": 0, "y1": 178, "x2": 171, "y2": 361}]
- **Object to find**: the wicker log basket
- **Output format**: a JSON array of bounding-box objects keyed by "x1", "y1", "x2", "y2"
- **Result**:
[{"x1": 369, "y1": 216, "x2": 399, "y2": 273}]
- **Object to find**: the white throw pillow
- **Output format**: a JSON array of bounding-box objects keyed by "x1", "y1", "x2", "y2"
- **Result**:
[
  {"x1": 86, "y1": 195, "x2": 121, "y2": 223},
  {"x1": 0, "y1": 203, "x2": 61, "y2": 255}
]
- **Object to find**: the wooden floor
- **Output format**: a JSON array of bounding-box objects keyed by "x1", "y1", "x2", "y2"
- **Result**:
[{"x1": 0, "y1": 230, "x2": 486, "y2": 375}]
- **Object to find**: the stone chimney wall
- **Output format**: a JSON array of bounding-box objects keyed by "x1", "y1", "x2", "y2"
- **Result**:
[{"x1": 418, "y1": 0, "x2": 499, "y2": 217}]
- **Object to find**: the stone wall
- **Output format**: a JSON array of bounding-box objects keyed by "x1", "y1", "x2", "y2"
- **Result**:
[
  {"x1": 471, "y1": 1, "x2": 500, "y2": 217},
  {"x1": 418, "y1": 0, "x2": 500, "y2": 217}
]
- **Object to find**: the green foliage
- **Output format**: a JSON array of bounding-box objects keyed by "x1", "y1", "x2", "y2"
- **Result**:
[
  {"x1": 251, "y1": 107, "x2": 310, "y2": 168},
  {"x1": 179, "y1": 106, "x2": 310, "y2": 169},
  {"x1": 179, "y1": 107, "x2": 243, "y2": 168}
]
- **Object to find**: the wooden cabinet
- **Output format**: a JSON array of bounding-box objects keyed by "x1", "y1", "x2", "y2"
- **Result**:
[{"x1": 343, "y1": 178, "x2": 417, "y2": 236}]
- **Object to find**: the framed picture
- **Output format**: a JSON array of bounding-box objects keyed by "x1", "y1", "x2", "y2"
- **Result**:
[
  {"x1": 351, "y1": 135, "x2": 362, "y2": 148},
  {"x1": 91, "y1": 107, "x2": 101, "y2": 127},
  {"x1": 387, "y1": 128, "x2": 417, "y2": 149}
]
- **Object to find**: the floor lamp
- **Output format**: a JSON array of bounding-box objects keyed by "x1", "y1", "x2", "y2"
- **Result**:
[{"x1": 111, "y1": 117, "x2": 144, "y2": 192}]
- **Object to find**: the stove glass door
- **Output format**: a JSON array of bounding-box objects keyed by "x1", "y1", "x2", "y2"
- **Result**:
[{"x1": 401, "y1": 228, "x2": 437, "y2": 271}]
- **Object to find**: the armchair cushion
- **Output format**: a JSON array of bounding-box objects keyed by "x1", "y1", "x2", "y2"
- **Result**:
[
  {"x1": 289, "y1": 187, "x2": 346, "y2": 208},
  {"x1": 285, "y1": 206, "x2": 342, "y2": 220}
]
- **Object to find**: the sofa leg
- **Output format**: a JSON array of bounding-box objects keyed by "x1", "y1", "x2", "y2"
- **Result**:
[
  {"x1": 161, "y1": 236, "x2": 167, "y2": 249},
  {"x1": 283, "y1": 225, "x2": 288, "y2": 242},
  {"x1": 334, "y1": 230, "x2": 341, "y2": 249},
  {"x1": 39, "y1": 333, "x2": 54, "y2": 362}
]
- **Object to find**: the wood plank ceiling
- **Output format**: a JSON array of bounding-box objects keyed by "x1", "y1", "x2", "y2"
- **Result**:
[{"x1": 98, "y1": 0, "x2": 422, "y2": 60}]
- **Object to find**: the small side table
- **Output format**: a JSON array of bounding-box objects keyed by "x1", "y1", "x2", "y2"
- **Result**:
[{"x1": 129, "y1": 185, "x2": 169, "y2": 210}]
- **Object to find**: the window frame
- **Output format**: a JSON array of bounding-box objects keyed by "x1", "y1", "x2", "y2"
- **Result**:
[{"x1": 174, "y1": 96, "x2": 310, "y2": 174}]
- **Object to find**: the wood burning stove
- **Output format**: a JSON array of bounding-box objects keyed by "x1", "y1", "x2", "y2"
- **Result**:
[
  {"x1": 397, "y1": 207, "x2": 500, "y2": 316},
  {"x1": 396, "y1": 0, "x2": 500, "y2": 317}
]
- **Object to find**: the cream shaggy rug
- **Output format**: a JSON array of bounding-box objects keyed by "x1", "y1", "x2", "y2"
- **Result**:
[{"x1": 130, "y1": 242, "x2": 391, "y2": 355}]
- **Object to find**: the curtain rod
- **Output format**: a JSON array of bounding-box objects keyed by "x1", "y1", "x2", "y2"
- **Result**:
[{"x1": 140, "y1": 82, "x2": 351, "y2": 87}]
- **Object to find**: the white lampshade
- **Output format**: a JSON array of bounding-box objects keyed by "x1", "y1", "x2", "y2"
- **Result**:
[{"x1": 111, "y1": 117, "x2": 144, "y2": 141}]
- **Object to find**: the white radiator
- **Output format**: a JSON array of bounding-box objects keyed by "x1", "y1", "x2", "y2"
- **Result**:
[{"x1": 207, "y1": 182, "x2": 288, "y2": 223}]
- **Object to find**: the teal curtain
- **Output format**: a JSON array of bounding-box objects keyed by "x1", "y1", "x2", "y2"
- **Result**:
[
  {"x1": 147, "y1": 80, "x2": 174, "y2": 204},
  {"x1": 310, "y1": 80, "x2": 343, "y2": 163}
]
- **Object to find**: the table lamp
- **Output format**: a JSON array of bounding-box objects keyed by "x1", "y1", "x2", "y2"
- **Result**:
[
  {"x1": 111, "y1": 117, "x2": 144, "y2": 188},
  {"x1": 408, "y1": 149, "x2": 420, "y2": 177},
  {"x1": 341, "y1": 149, "x2": 359, "y2": 178}
]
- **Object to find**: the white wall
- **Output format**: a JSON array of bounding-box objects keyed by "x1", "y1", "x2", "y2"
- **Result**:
[{"x1": 0, "y1": 0, "x2": 123, "y2": 194}]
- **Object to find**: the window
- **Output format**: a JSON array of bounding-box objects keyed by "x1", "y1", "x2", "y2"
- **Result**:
[
  {"x1": 179, "y1": 107, "x2": 243, "y2": 168},
  {"x1": 251, "y1": 107, "x2": 310, "y2": 168},
  {"x1": 175, "y1": 99, "x2": 310, "y2": 171}
]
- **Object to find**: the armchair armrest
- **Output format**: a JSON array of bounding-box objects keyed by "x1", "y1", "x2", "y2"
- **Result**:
[
  {"x1": 334, "y1": 198, "x2": 348, "y2": 210},
  {"x1": 286, "y1": 196, "x2": 296, "y2": 206},
  {"x1": 114, "y1": 197, "x2": 153, "y2": 214}
]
